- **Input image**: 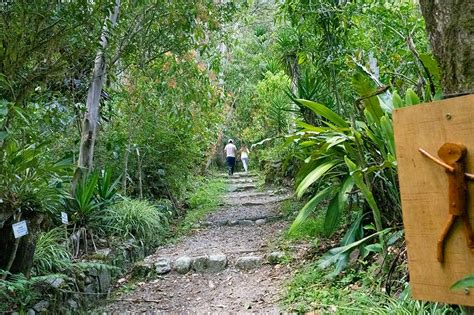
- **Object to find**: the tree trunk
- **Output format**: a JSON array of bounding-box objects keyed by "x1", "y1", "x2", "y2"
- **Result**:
[
  {"x1": 288, "y1": 55, "x2": 300, "y2": 132},
  {"x1": 136, "y1": 148, "x2": 143, "y2": 199},
  {"x1": 419, "y1": 0, "x2": 474, "y2": 97},
  {"x1": 77, "y1": 0, "x2": 121, "y2": 174},
  {"x1": 122, "y1": 126, "x2": 132, "y2": 193}
]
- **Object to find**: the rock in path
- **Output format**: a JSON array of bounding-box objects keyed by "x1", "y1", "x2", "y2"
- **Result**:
[
  {"x1": 155, "y1": 258, "x2": 172, "y2": 274},
  {"x1": 174, "y1": 256, "x2": 192, "y2": 274},
  {"x1": 235, "y1": 256, "x2": 263, "y2": 270}
]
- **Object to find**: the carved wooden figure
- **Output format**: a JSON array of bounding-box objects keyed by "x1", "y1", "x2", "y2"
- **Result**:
[{"x1": 419, "y1": 143, "x2": 474, "y2": 262}]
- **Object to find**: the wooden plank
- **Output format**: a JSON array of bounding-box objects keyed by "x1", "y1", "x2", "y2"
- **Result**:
[{"x1": 393, "y1": 94, "x2": 474, "y2": 306}]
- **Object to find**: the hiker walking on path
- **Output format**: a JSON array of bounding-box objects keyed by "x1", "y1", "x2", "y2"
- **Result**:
[
  {"x1": 240, "y1": 144, "x2": 250, "y2": 172},
  {"x1": 224, "y1": 139, "x2": 237, "y2": 175}
]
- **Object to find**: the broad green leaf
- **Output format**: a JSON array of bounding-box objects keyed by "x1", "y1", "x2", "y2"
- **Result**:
[
  {"x1": 324, "y1": 196, "x2": 340, "y2": 236},
  {"x1": 295, "y1": 120, "x2": 326, "y2": 132},
  {"x1": 392, "y1": 91, "x2": 403, "y2": 109},
  {"x1": 0, "y1": 131, "x2": 8, "y2": 141},
  {"x1": 296, "y1": 99, "x2": 349, "y2": 128},
  {"x1": 289, "y1": 186, "x2": 334, "y2": 234},
  {"x1": 318, "y1": 229, "x2": 389, "y2": 270},
  {"x1": 362, "y1": 243, "x2": 383, "y2": 258},
  {"x1": 324, "y1": 177, "x2": 354, "y2": 236},
  {"x1": 405, "y1": 88, "x2": 420, "y2": 106},
  {"x1": 345, "y1": 156, "x2": 383, "y2": 233},
  {"x1": 380, "y1": 114, "x2": 395, "y2": 156},
  {"x1": 296, "y1": 160, "x2": 337, "y2": 199},
  {"x1": 451, "y1": 274, "x2": 474, "y2": 290},
  {"x1": 419, "y1": 53, "x2": 441, "y2": 81},
  {"x1": 341, "y1": 212, "x2": 366, "y2": 245}
]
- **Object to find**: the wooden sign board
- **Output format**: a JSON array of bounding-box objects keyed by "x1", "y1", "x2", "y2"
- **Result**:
[{"x1": 394, "y1": 94, "x2": 474, "y2": 306}]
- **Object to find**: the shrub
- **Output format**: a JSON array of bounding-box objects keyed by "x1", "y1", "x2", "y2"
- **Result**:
[
  {"x1": 33, "y1": 228, "x2": 71, "y2": 275},
  {"x1": 102, "y1": 199, "x2": 169, "y2": 246}
]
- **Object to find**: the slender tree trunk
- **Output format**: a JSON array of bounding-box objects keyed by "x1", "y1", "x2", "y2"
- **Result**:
[
  {"x1": 77, "y1": 0, "x2": 121, "y2": 174},
  {"x1": 419, "y1": 0, "x2": 474, "y2": 97},
  {"x1": 136, "y1": 148, "x2": 143, "y2": 199},
  {"x1": 288, "y1": 55, "x2": 300, "y2": 132},
  {"x1": 122, "y1": 126, "x2": 132, "y2": 193}
]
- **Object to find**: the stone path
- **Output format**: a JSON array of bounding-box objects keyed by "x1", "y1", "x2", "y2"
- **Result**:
[{"x1": 102, "y1": 172, "x2": 292, "y2": 314}]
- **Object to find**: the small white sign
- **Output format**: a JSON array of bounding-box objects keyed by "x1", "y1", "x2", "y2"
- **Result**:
[
  {"x1": 61, "y1": 212, "x2": 68, "y2": 224},
  {"x1": 12, "y1": 220, "x2": 28, "y2": 239}
]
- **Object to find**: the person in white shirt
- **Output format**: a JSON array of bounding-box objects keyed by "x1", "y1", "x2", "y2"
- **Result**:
[
  {"x1": 240, "y1": 144, "x2": 250, "y2": 172},
  {"x1": 224, "y1": 139, "x2": 237, "y2": 175}
]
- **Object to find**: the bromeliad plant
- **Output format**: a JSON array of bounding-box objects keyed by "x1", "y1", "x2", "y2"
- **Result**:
[
  {"x1": 64, "y1": 169, "x2": 120, "y2": 256},
  {"x1": 289, "y1": 73, "x2": 421, "y2": 272}
]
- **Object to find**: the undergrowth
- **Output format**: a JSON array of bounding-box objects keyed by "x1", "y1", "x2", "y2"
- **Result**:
[
  {"x1": 102, "y1": 198, "x2": 171, "y2": 247},
  {"x1": 280, "y1": 199, "x2": 325, "y2": 241},
  {"x1": 174, "y1": 176, "x2": 226, "y2": 237},
  {"x1": 283, "y1": 262, "x2": 461, "y2": 314}
]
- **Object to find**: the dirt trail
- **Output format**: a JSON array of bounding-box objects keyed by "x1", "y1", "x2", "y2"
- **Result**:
[{"x1": 102, "y1": 173, "x2": 292, "y2": 314}]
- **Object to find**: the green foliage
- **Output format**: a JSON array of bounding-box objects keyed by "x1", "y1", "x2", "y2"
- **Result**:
[
  {"x1": 177, "y1": 177, "x2": 226, "y2": 236},
  {"x1": 66, "y1": 172, "x2": 101, "y2": 226},
  {"x1": 0, "y1": 138, "x2": 69, "y2": 218},
  {"x1": 101, "y1": 199, "x2": 169, "y2": 247},
  {"x1": 33, "y1": 228, "x2": 71, "y2": 275},
  {"x1": 0, "y1": 270, "x2": 67, "y2": 313},
  {"x1": 451, "y1": 274, "x2": 474, "y2": 291},
  {"x1": 292, "y1": 89, "x2": 399, "y2": 238},
  {"x1": 283, "y1": 262, "x2": 458, "y2": 314},
  {"x1": 97, "y1": 168, "x2": 121, "y2": 206}
]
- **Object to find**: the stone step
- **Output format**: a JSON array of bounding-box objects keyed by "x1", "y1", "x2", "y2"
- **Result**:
[
  {"x1": 227, "y1": 178, "x2": 256, "y2": 184},
  {"x1": 219, "y1": 173, "x2": 259, "y2": 179},
  {"x1": 134, "y1": 251, "x2": 286, "y2": 276},
  {"x1": 227, "y1": 184, "x2": 258, "y2": 192},
  {"x1": 223, "y1": 196, "x2": 292, "y2": 207},
  {"x1": 196, "y1": 215, "x2": 285, "y2": 228}
]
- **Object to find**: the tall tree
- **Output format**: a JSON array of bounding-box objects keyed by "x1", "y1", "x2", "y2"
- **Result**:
[
  {"x1": 77, "y1": 0, "x2": 121, "y2": 173},
  {"x1": 419, "y1": 1, "x2": 474, "y2": 96}
]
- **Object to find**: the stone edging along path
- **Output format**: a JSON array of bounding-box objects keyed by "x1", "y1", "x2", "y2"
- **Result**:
[{"x1": 102, "y1": 172, "x2": 293, "y2": 314}]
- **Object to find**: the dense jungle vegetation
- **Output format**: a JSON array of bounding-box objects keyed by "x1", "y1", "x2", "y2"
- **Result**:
[{"x1": 1, "y1": 0, "x2": 474, "y2": 313}]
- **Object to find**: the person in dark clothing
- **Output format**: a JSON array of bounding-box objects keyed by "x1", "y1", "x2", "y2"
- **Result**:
[{"x1": 224, "y1": 139, "x2": 237, "y2": 175}]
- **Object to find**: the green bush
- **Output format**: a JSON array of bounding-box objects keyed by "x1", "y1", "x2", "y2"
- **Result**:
[
  {"x1": 0, "y1": 270, "x2": 67, "y2": 313},
  {"x1": 102, "y1": 199, "x2": 169, "y2": 246},
  {"x1": 33, "y1": 228, "x2": 71, "y2": 275}
]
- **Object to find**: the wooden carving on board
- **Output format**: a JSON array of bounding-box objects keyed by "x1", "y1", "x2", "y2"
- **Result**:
[
  {"x1": 418, "y1": 143, "x2": 474, "y2": 262},
  {"x1": 393, "y1": 94, "x2": 474, "y2": 306}
]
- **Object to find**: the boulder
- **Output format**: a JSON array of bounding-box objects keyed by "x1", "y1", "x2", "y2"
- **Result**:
[
  {"x1": 255, "y1": 219, "x2": 266, "y2": 225},
  {"x1": 98, "y1": 268, "x2": 112, "y2": 292},
  {"x1": 96, "y1": 248, "x2": 112, "y2": 259},
  {"x1": 33, "y1": 300, "x2": 49, "y2": 312},
  {"x1": 131, "y1": 261, "x2": 155, "y2": 278},
  {"x1": 154, "y1": 258, "x2": 172, "y2": 274},
  {"x1": 88, "y1": 268, "x2": 98, "y2": 277},
  {"x1": 174, "y1": 256, "x2": 192, "y2": 274},
  {"x1": 235, "y1": 256, "x2": 262, "y2": 270},
  {"x1": 208, "y1": 254, "x2": 227, "y2": 272},
  {"x1": 192, "y1": 256, "x2": 210, "y2": 272},
  {"x1": 67, "y1": 299, "x2": 79, "y2": 311},
  {"x1": 45, "y1": 276, "x2": 64, "y2": 289}
]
